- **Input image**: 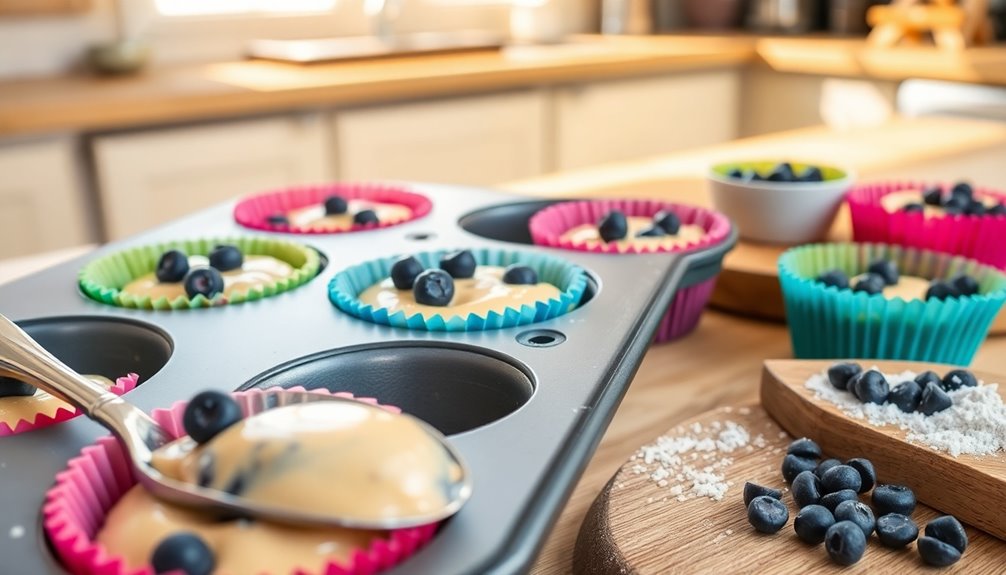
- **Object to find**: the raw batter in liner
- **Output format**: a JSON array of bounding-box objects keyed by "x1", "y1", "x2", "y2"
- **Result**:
[
  {"x1": 852, "y1": 274, "x2": 936, "y2": 302},
  {"x1": 880, "y1": 190, "x2": 999, "y2": 217},
  {"x1": 120, "y1": 255, "x2": 293, "y2": 301},
  {"x1": 0, "y1": 375, "x2": 114, "y2": 425},
  {"x1": 287, "y1": 200, "x2": 412, "y2": 231},
  {"x1": 560, "y1": 216, "x2": 705, "y2": 253}
]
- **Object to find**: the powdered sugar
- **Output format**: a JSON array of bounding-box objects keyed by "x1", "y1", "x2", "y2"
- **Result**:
[
  {"x1": 631, "y1": 420, "x2": 759, "y2": 501},
  {"x1": 806, "y1": 369, "x2": 1006, "y2": 457}
]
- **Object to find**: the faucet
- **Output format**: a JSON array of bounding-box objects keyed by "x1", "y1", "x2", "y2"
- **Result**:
[{"x1": 364, "y1": 0, "x2": 404, "y2": 42}]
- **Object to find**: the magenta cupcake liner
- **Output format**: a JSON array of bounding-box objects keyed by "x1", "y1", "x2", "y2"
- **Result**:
[
  {"x1": 528, "y1": 199, "x2": 731, "y2": 255},
  {"x1": 848, "y1": 181, "x2": 1006, "y2": 269},
  {"x1": 652, "y1": 277, "x2": 718, "y2": 343},
  {"x1": 233, "y1": 182, "x2": 433, "y2": 234},
  {"x1": 0, "y1": 374, "x2": 138, "y2": 437},
  {"x1": 42, "y1": 387, "x2": 437, "y2": 575}
]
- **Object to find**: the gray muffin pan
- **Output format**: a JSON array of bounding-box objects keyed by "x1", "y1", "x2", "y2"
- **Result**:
[{"x1": 0, "y1": 184, "x2": 736, "y2": 575}]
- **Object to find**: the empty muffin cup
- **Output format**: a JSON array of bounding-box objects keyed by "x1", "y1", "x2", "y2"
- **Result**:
[{"x1": 42, "y1": 387, "x2": 438, "y2": 575}]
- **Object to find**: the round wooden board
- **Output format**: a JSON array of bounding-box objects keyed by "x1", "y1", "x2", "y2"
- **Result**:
[{"x1": 574, "y1": 404, "x2": 1006, "y2": 574}]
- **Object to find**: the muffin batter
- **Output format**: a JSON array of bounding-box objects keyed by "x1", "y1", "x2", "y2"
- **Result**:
[
  {"x1": 881, "y1": 190, "x2": 998, "y2": 217},
  {"x1": 0, "y1": 375, "x2": 114, "y2": 424},
  {"x1": 560, "y1": 217, "x2": 705, "y2": 252},
  {"x1": 287, "y1": 200, "x2": 412, "y2": 231},
  {"x1": 852, "y1": 274, "x2": 935, "y2": 302},
  {"x1": 121, "y1": 255, "x2": 293, "y2": 301},
  {"x1": 358, "y1": 266, "x2": 562, "y2": 319}
]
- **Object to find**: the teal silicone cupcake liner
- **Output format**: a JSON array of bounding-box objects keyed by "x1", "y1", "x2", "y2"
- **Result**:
[
  {"x1": 80, "y1": 236, "x2": 321, "y2": 310},
  {"x1": 778, "y1": 242, "x2": 1006, "y2": 364},
  {"x1": 328, "y1": 248, "x2": 589, "y2": 331}
]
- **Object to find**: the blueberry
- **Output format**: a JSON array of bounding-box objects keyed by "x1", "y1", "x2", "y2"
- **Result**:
[
  {"x1": 353, "y1": 209, "x2": 379, "y2": 225},
  {"x1": 746, "y1": 169, "x2": 764, "y2": 181},
  {"x1": 989, "y1": 203, "x2": 1006, "y2": 216},
  {"x1": 787, "y1": 437, "x2": 822, "y2": 459},
  {"x1": 794, "y1": 504, "x2": 835, "y2": 545},
  {"x1": 918, "y1": 536, "x2": 963, "y2": 566},
  {"x1": 792, "y1": 470, "x2": 822, "y2": 508},
  {"x1": 872, "y1": 484, "x2": 916, "y2": 516},
  {"x1": 746, "y1": 495, "x2": 789, "y2": 534},
  {"x1": 208, "y1": 245, "x2": 243, "y2": 272},
  {"x1": 182, "y1": 391, "x2": 243, "y2": 445},
  {"x1": 966, "y1": 200, "x2": 987, "y2": 216},
  {"x1": 782, "y1": 454, "x2": 817, "y2": 483},
  {"x1": 821, "y1": 489, "x2": 858, "y2": 512},
  {"x1": 726, "y1": 167, "x2": 744, "y2": 179},
  {"x1": 923, "y1": 187, "x2": 943, "y2": 206},
  {"x1": 800, "y1": 166, "x2": 824, "y2": 182},
  {"x1": 942, "y1": 369, "x2": 977, "y2": 391},
  {"x1": 919, "y1": 381, "x2": 953, "y2": 415},
  {"x1": 156, "y1": 249, "x2": 190, "y2": 283},
  {"x1": 834, "y1": 500, "x2": 875, "y2": 537},
  {"x1": 950, "y1": 274, "x2": 980, "y2": 297},
  {"x1": 827, "y1": 363, "x2": 862, "y2": 391},
  {"x1": 150, "y1": 532, "x2": 215, "y2": 575},
  {"x1": 853, "y1": 370, "x2": 889, "y2": 405},
  {"x1": 821, "y1": 465, "x2": 862, "y2": 494},
  {"x1": 926, "y1": 280, "x2": 960, "y2": 301},
  {"x1": 635, "y1": 226, "x2": 666, "y2": 238},
  {"x1": 439, "y1": 250, "x2": 477, "y2": 279},
  {"x1": 914, "y1": 370, "x2": 942, "y2": 388},
  {"x1": 598, "y1": 211, "x2": 628, "y2": 242},
  {"x1": 767, "y1": 162, "x2": 796, "y2": 182},
  {"x1": 815, "y1": 458, "x2": 841, "y2": 479},
  {"x1": 951, "y1": 181, "x2": 974, "y2": 200},
  {"x1": 412, "y1": 269, "x2": 455, "y2": 306},
  {"x1": 867, "y1": 259, "x2": 899, "y2": 286},
  {"x1": 817, "y1": 269, "x2": 850, "y2": 290},
  {"x1": 502, "y1": 264, "x2": 538, "y2": 285},
  {"x1": 902, "y1": 203, "x2": 925, "y2": 213},
  {"x1": 743, "y1": 482, "x2": 782, "y2": 507},
  {"x1": 942, "y1": 202, "x2": 965, "y2": 216},
  {"x1": 0, "y1": 377, "x2": 36, "y2": 398},
  {"x1": 876, "y1": 513, "x2": 918, "y2": 548},
  {"x1": 824, "y1": 521, "x2": 867, "y2": 566},
  {"x1": 845, "y1": 458, "x2": 876, "y2": 493},
  {"x1": 266, "y1": 213, "x2": 289, "y2": 226},
  {"x1": 926, "y1": 515, "x2": 968, "y2": 553},
  {"x1": 653, "y1": 210, "x2": 682, "y2": 234},
  {"x1": 183, "y1": 268, "x2": 225, "y2": 300},
  {"x1": 888, "y1": 380, "x2": 922, "y2": 413},
  {"x1": 323, "y1": 195, "x2": 348, "y2": 215},
  {"x1": 390, "y1": 255, "x2": 424, "y2": 290},
  {"x1": 852, "y1": 273, "x2": 886, "y2": 295}
]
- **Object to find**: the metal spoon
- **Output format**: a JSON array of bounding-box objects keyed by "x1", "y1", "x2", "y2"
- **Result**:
[{"x1": 0, "y1": 313, "x2": 471, "y2": 529}]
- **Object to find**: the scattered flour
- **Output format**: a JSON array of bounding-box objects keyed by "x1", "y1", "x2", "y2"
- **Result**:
[
  {"x1": 806, "y1": 369, "x2": 1006, "y2": 457},
  {"x1": 631, "y1": 420, "x2": 759, "y2": 501},
  {"x1": 8, "y1": 525, "x2": 24, "y2": 539}
]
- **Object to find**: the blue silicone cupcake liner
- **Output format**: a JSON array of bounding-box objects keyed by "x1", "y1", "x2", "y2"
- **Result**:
[
  {"x1": 329, "y1": 248, "x2": 589, "y2": 331},
  {"x1": 778, "y1": 242, "x2": 1006, "y2": 364}
]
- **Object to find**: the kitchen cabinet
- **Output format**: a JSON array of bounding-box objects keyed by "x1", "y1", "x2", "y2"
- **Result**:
[
  {"x1": 554, "y1": 70, "x2": 740, "y2": 171},
  {"x1": 334, "y1": 91, "x2": 548, "y2": 186},
  {"x1": 93, "y1": 115, "x2": 332, "y2": 239},
  {"x1": 0, "y1": 137, "x2": 93, "y2": 259}
]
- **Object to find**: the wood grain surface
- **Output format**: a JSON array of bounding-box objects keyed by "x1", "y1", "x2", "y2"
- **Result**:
[
  {"x1": 572, "y1": 403, "x2": 1005, "y2": 574},
  {"x1": 762, "y1": 359, "x2": 1006, "y2": 540}
]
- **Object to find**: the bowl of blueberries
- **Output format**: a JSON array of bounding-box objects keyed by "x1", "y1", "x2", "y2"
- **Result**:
[{"x1": 707, "y1": 160, "x2": 854, "y2": 245}]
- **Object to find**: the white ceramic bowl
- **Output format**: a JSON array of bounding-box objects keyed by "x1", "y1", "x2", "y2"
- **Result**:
[{"x1": 707, "y1": 161, "x2": 854, "y2": 245}]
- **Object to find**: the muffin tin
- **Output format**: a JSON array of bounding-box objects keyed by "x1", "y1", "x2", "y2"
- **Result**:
[{"x1": 0, "y1": 184, "x2": 735, "y2": 575}]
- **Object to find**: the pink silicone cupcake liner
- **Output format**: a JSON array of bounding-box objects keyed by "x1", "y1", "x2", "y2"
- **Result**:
[
  {"x1": 0, "y1": 374, "x2": 138, "y2": 437},
  {"x1": 233, "y1": 183, "x2": 433, "y2": 234},
  {"x1": 527, "y1": 199, "x2": 731, "y2": 255},
  {"x1": 848, "y1": 181, "x2": 1006, "y2": 270},
  {"x1": 652, "y1": 277, "x2": 718, "y2": 343},
  {"x1": 43, "y1": 387, "x2": 438, "y2": 575}
]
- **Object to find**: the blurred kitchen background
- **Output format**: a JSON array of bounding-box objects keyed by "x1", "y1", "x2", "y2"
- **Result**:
[{"x1": 2, "y1": 0, "x2": 1006, "y2": 266}]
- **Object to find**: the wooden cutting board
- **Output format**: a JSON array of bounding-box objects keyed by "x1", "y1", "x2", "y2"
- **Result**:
[
  {"x1": 574, "y1": 402, "x2": 1006, "y2": 574},
  {"x1": 761, "y1": 359, "x2": 1006, "y2": 541}
]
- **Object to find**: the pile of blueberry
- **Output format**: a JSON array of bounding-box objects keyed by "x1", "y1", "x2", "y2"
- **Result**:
[
  {"x1": 725, "y1": 162, "x2": 824, "y2": 183},
  {"x1": 155, "y1": 244, "x2": 244, "y2": 299},
  {"x1": 902, "y1": 181, "x2": 1006, "y2": 217},
  {"x1": 267, "y1": 194, "x2": 381, "y2": 227},
  {"x1": 389, "y1": 249, "x2": 538, "y2": 307},
  {"x1": 597, "y1": 210, "x2": 681, "y2": 243},
  {"x1": 828, "y1": 362, "x2": 974, "y2": 416},
  {"x1": 815, "y1": 258, "x2": 980, "y2": 302},
  {"x1": 745, "y1": 437, "x2": 968, "y2": 567}
]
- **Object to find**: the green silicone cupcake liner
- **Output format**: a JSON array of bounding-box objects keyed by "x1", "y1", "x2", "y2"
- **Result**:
[
  {"x1": 778, "y1": 242, "x2": 1006, "y2": 364},
  {"x1": 328, "y1": 248, "x2": 589, "y2": 331},
  {"x1": 80, "y1": 237, "x2": 321, "y2": 310}
]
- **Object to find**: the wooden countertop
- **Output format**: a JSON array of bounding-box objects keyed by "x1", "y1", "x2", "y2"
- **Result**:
[
  {"x1": 504, "y1": 117, "x2": 1006, "y2": 573},
  {"x1": 3, "y1": 32, "x2": 1006, "y2": 139}
]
